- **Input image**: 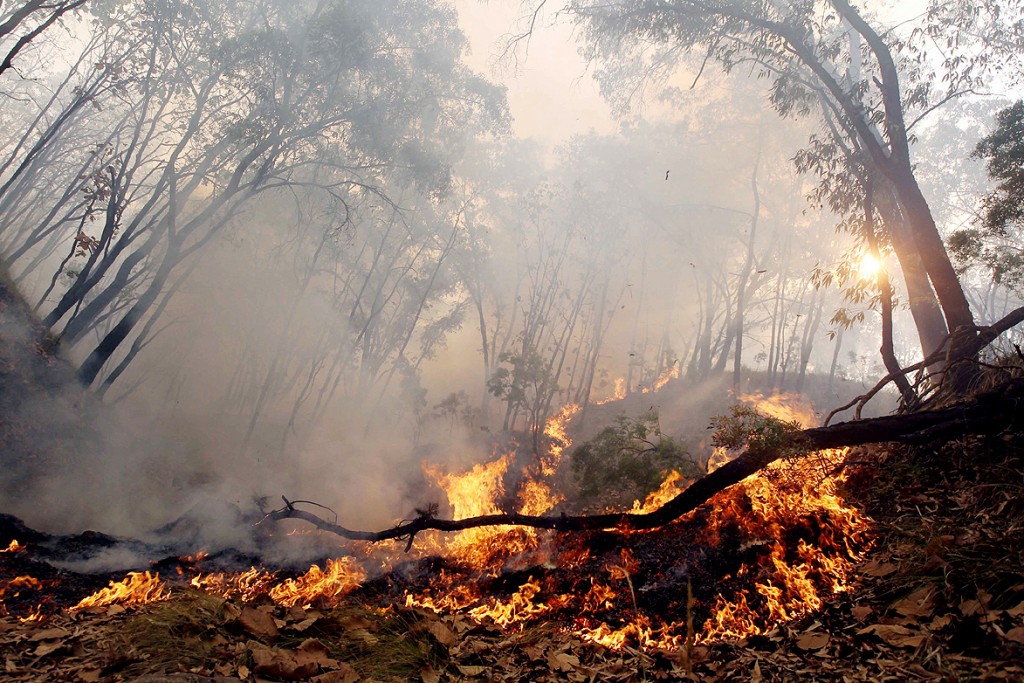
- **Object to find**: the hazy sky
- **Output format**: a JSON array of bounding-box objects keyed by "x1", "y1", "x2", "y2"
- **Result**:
[{"x1": 454, "y1": 0, "x2": 617, "y2": 144}]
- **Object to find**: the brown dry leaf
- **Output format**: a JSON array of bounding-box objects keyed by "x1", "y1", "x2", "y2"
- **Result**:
[
  {"x1": 796, "y1": 632, "x2": 830, "y2": 651},
  {"x1": 1003, "y1": 627, "x2": 1024, "y2": 644},
  {"x1": 249, "y1": 642, "x2": 319, "y2": 680},
  {"x1": 751, "y1": 659, "x2": 762, "y2": 683},
  {"x1": 313, "y1": 663, "x2": 359, "y2": 683},
  {"x1": 76, "y1": 669, "x2": 101, "y2": 682},
  {"x1": 893, "y1": 598, "x2": 932, "y2": 619},
  {"x1": 296, "y1": 638, "x2": 338, "y2": 669},
  {"x1": 457, "y1": 664, "x2": 486, "y2": 676},
  {"x1": 851, "y1": 605, "x2": 873, "y2": 621},
  {"x1": 547, "y1": 651, "x2": 580, "y2": 672},
  {"x1": 27, "y1": 627, "x2": 70, "y2": 642},
  {"x1": 929, "y1": 615, "x2": 953, "y2": 630},
  {"x1": 1007, "y1": 601, "x2": 1024, "y2": 618},
  {"x1": 32, "y1": 640, "x2": 63, "y2": 657},
  {"x1": 523, "y1": 645, "x2": 545, "y2": 662},
  {"x1": 291, "y1": 617, "x2": 318, "y2": 633},
  {"x1": 858, "y1": 624, "x2": 925, "y2": 648},
  {"x1": 105, "y1": 604, "x2": 125, "y2": 617},
  {"x1": 420, "y1": 666, "x2": 441, "y2": 683},
  {"x1": 861, "y1": 561, "x2": 898, "y2": 577},
  {"x1": 424, "y1": 620, "x2": 457, "y2": 647},
  {"x1": 222, "y1": 601, "x2": 242, "y2": 622},
  {"x1": 238, "y1": 664, "x2": 250, "y2": 678},
  {"x1": 240, "y1": 606, "x2": 279, "y2": 639},
  {"x1": 960, "y1": 600, "x2": 983, "y2": 617}
]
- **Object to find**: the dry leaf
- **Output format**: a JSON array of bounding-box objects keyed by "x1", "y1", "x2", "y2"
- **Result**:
[
  {"x1": 862, "y1": 561, "x2": 898, "y2": 577},
  {"x1": 859, "y1": 624, "x2": 925, "y2": 648},
  {"x1": 249, "y1": 642, "x2": 319, "y2": 680},
  {"x1": 851, "y1": 605, "x2": 873, "y2": 621},
  {"x1": 77, "y1": 669, "x2": 101, "y2": 682},
  {"x1": 796, "y1": 632, "x2": 830, "y2": 650},
  {"x1": 1003, "y1": 627, "x2": 1024, "y2": 644},
  {"x1": 421, "y1": 666, "x2": 441, "y2": 683},
  {"x1": 960, "y1": 600, "x2": 983, "y2": 617},
  {"x1": 313, "y1": 663, "x2": 359, "y2": 683},
  {"x1": 238, "y1": 664, "x2": 250, "y2": 678},
  {"x1": 339, "y1": 615, "x2": 374, "y2": 631},
  {"x1": 425, "y1": 620, "x2": 457, "y2": 647},
  {"x1": 33, "y1": 640, "x2": 63, "y2": 657},
  {"x1": 457, "y1": 664, "x2": 486, "y2": 676},
  {"x1": 291, "y1": 617, "x2": 318, "y2": 632},
  {"x1": 345, "y1": 628, "x2": 378, "y2": 646},
  {"x1": 547, "y1": 651, "x2": 580, "y2": 672},
  {"x1": 27, "y1": 627, "x2": 70, "y2": 642},
  {"x1": 240, "y1": 606, "x2": 279, "y2": 639},
  {"x1": 296, "y1": 638, "x2": 338, "y2": 669}
]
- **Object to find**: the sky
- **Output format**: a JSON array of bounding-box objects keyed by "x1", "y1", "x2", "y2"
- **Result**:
[{"x1": 453, "y1": 0, "x2": 617, "y2": 145}]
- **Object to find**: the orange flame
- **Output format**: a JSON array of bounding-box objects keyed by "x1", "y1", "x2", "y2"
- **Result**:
[
  {"x1": 268, "y1": 558, "x2": 366, "y2": 608},
  {"x1": 2, "y1": 539, "x2": 25, "y2": 553},
  {"x1": 165, "y1": 395, "x2": 869, "y2": 654},
  {"x1": 191, "y1": 567, "x2": 277, "y2": 602},
  {"x1": 72, "y1": 571, "x2": 169, "y2": 611},
  {"x1": 595, "y1": 377, "x2": 628, "y2": 405}
]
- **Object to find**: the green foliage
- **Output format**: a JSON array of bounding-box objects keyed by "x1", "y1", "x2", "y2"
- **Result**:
[
  {"x1": 570, "y1": 411, "x2": 696, "y2": 506},
  {"x1": 949, "y1": 100, "x2": 1024, "y2": 290},
  {"x1": 708, "y1": 404, "x2": 803, "y2": 461},
  {"x1": 487, "y1": 349, "x2": 558, "y2": 415}
]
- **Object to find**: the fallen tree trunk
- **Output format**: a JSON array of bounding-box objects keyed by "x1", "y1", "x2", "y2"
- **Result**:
[{"x1": 267, "y1": 376, "x2": 1024, "y2": 547}]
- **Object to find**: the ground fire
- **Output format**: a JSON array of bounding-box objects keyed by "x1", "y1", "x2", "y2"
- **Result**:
[{"x1": 1, "y1": 394, "x2": 871, "y2": 652}]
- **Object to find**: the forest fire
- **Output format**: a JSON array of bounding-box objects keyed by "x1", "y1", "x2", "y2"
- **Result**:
[
  {"x1": 2, "y1": 393, "x2": 872, "y2": 656},
  {"x1": 0, "y1": 395, "x2": 876, "y2": 663}
]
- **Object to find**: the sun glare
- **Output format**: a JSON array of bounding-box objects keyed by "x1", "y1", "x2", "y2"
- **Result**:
[{"x1": 858, "y1": 252, "x2": 882, "y2": 280}]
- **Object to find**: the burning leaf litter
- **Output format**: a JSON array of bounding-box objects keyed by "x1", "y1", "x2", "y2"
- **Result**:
[
  {"x1": 3, "y1": 396, "x2": 1023, "y2": 681},
  {"x1": 35, "y1": 396, "x2": 869, "y2": 648}
]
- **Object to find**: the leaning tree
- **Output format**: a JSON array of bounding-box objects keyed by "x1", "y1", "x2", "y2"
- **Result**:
[{"x1": 531, "y1": 0, "x2": 1024, "y2": 375}]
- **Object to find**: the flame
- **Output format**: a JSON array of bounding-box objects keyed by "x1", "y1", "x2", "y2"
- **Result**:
[
  {"x1": 738, "y1": 392, "x2": 818, "y2": 428},
  {"x1": 643, "y1": 364, "x2": 679, "y2": 394},
  {"x1": 268, "y1": 558, "x2": 366, "y2": 608},
  {"x1": 46, "y1": 395, "x2": 866, "y2": 656},
  {"x1": 3, "y1": 539, "x2": 26, "y2": 553},
  {"x1": 595, "y1": 377, "x2": 628, "y2": 405},
  {"x1": 631, "y1": 470, "x2": 688, "y2": 514},
  {"x1": 191, "y1": 567, "x2": 277, "y2": 602},
  {"x1": 18, "y1": 605, "x2": 45, "y2": 623},
  {"x1": 542, "y1": 402, "x2": 580, "y2": 468},
  {"x1": 72, "y1": 572, "x2": 169, "y2": 611}
]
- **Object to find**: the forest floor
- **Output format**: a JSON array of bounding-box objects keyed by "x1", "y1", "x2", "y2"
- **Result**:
[{"x1": 2, "y1": 434, "x2": 1023, "y2": 682}]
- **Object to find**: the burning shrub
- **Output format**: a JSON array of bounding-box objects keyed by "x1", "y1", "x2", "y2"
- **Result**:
[
  {"x1": 570, "y1": 411, "x2": 699, "y2": 509},
  {"x1": 709, "y1": 403, "x2": 805, "y2": 463}
]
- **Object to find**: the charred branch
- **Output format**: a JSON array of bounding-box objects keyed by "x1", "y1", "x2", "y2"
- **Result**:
[{"x1": 267, "y1": 375, "x2": 1024, "y2": 547}]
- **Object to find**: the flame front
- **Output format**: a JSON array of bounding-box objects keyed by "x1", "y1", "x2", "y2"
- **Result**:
[
  {"x1": 72, "y1": 572, "x2": 169, "y2": 611},
  {"x1": 10, "y1": 394, "x2": 871, "y2": 653}
]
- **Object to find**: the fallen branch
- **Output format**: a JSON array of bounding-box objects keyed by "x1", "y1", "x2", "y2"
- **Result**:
[
  {"x1": 267, "y1": 376, "x2": 1024, "y2": 547},
  {"x1": 825, "y1": 305, "x2": 1024, "y2": 425}
]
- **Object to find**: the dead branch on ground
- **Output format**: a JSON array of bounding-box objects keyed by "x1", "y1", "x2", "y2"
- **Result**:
[{"x1": 266, "y1": 376, "x2": 1024, "y2": 549}]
